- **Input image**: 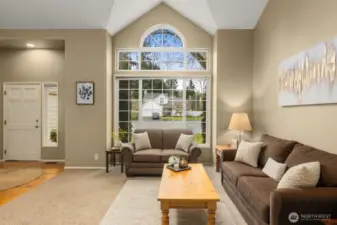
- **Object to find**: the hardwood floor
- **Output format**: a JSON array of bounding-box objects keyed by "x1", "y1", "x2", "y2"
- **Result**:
[{"x1": 0, "y1": 161, "x2": 64, "y2": 206}]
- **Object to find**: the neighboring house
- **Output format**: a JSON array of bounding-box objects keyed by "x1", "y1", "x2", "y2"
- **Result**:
[
  {"x1": 142, "y1": 99, "x2": 163, "y2": 117},
  {"x1": 141, "y1": 93, "x2": 184, "y2": 117},
  {"x1": 142, "y1": 93, "x2": 168, "y2": 117}
]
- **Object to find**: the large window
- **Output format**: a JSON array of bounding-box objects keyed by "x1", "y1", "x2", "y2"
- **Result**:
[
  {"x1": 116, "y1": 78, "x2": 209, "y2": 145},
  {"x1": 115, "y1": 25, "x2": 211, "y2": 146},
  {"x1": 116, "y1": 25, "x2": 209, "y2": 71}
]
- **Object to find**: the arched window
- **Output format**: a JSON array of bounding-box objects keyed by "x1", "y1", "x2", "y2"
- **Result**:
[
  {"x1": 141, "y1": 25, "x2": 184, "y2": 48},
  {"x1": 117, "y1": 24, "x2": 208, "y2": 71},
  {"x1": 115, "y1": 24, "x2": 211, "y2": 146}
]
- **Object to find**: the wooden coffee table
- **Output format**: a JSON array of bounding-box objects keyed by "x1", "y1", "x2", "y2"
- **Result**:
[{"x1": 158, "y1": 164, "x2": 220, "y2": 225}]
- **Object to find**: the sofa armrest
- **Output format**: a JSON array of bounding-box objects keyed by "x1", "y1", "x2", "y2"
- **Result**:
[
  {"x1": 222, "y1": 150, "x2": 237, "y2": 162},
  {"x1": 189, "y1": 144, "x2": 202, "y2": 163},
  {"x1": 121, "y1": 143, "x2": 134, "y2": 172},
  {"x1": 270, "y1": 188, "x2": 337, "y2": 225}
]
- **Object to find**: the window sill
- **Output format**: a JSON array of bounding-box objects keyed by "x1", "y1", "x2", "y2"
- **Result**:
[
  {"x1": 198, "y1": 144, "x2": 210, "y2": 149},
  {"x1": 43, "y1": 144, "x2": 58, "y2": 148}
]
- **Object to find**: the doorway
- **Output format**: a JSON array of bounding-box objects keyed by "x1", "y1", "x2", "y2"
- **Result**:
[{"x1": 3, "y1": 83, "x2": 41, "y2": 160}]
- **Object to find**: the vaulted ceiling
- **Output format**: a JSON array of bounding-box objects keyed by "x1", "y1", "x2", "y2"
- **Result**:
[{"x1": 0, "y1": 0, "x2": 268, "y2": 35}]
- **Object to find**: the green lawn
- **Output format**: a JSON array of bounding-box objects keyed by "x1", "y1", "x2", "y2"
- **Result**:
[{"x1": 193, "y1": 133, "x2": 204, "y2": 144}]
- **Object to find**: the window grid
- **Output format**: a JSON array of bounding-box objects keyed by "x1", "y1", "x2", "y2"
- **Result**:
[
  {"x1": 116, "y1": 78, "x2": 209, "y2": 144},
  {"x1": 116, "y1": 49, "x2": 209, "y2": 72}
]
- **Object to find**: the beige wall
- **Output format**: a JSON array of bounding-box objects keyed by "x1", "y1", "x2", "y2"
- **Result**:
[
  {"x1": 106, "y1": 33, "x2": 113, "y2": 149},
  {"x1": 114, "y1": 3, "x2": 212, "y2": 50},
  {"x1": 0, "y1": 30, "x2": 111, "y2": 166},
  {"x1": 113, "y1": 3, "x2": 213, "y2": 163},
  {"x1": 253, "y1": 0, "x2": 337, "y2": 153},
  {"x1": 113, "y1": 3, "x2": 213, "y2": 78},
  {"x1": 214, "y1": 30, "x2": 254, "y2": 146},
  {"x1": 0, "y1": 49, "x2": 65, "y2": 160}
]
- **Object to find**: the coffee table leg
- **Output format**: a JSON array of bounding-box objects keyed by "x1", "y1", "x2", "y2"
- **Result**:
[
  {"x1": 161, "y1": 201, "x2": 169, "y2": 225},
  {"x1": 207, "y1": 201, "x2": 216, "y2": 225}
]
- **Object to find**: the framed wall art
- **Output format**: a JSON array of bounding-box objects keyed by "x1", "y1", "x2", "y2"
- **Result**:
[
  {"x1": 279, "y1": 37, "x2": 337, "y2": 106},
  {"x1": 76, "y1": 81, "x2": 94, "y2": 105}
]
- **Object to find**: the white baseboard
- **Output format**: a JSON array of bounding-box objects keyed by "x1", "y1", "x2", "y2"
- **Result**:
[
  {"x1": 64, "y1": 166, "x2": 105, "y2": 170},
  {"x1": 0, "y1": 159, "x2": 4, "y2": 162},
  {"x1": 40, "y1": 159, "x2": 65, "y2": 163}
]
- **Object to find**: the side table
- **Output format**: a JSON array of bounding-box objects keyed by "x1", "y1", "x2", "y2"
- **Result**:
[
  {"x1": 215, "y1": 144, "x2": 236, "y2": 172},
  {"x1": 106, "y1": 147, "x2": 123, "y2": 173}
]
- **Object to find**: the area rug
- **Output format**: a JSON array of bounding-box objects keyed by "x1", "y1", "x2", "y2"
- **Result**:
[
  {"x1": 0, "y1": 168, "x2": 127, "y2": 225},
  {"x1": 0, "y1": 167, "x2": 43, "y2": 191},
  {"x1": 100, "y1": 167, "x2": 247, "y2": 225}
]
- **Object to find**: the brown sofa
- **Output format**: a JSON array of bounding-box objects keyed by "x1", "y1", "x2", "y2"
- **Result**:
[
  {"x1": 221, "y1": 134, "x2": 337, "y2": 225},
  {"x1": 121, "y1": 129, "x2": 202, "y2": 176}
]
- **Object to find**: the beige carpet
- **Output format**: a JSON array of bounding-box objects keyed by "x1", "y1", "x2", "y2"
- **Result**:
[
  {"x1": 0, "y1": 168, "x2": 126, "y2": 225},
  {"x1": 0, "y1": 167, "x2": 43, "y2": 191},
  {"x1": 0, "y1": 166, "x2": 246, "y2": 225},
  {"x1": 100, "y1": 167, "x2": 247, "y2": 225}
]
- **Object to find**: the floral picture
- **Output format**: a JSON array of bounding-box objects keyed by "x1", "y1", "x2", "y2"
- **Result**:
[{"x1": 76, "y1": 82, "x2": 94, "y2": 105}]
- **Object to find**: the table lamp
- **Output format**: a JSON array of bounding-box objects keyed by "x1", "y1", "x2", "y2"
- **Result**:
[{"x1": 228, "y1": 113, "x2": 252, "y2": 144}]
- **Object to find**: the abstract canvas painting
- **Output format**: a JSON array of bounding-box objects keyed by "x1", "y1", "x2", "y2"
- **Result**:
[
  {"x1": 278, "y1": 37, "x2": 337, "y2": 106},
  {"x1": 76, "y1": 82, "x2": 94, "y2": 105}
]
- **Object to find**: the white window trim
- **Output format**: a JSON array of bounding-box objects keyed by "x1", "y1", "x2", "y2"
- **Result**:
[
  {"x1": 42, "y1": 82, "x2": 58, "y2": 147},
  {"x1": 116, "y1": 48, "x2": 210, "y2": 72},
  {"x1": 140, "y1": 24, "x2": 186, "y2": 48},
  {"x1": 113, "y1": 77, "x2": 211, "y2": 148}
]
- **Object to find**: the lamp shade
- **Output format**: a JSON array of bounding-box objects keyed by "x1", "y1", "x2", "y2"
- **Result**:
[{"x1": 228, "y1": 113, "x2": 252, "y2": 131}]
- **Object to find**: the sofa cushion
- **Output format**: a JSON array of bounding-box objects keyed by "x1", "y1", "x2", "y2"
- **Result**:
[
  {"x1": 259, "y1": 134, "x2": 297, "y2": 167},
  {"x1": 134, "y1": 129, "x2": 163, "y2": 149},
  {"x1": 221, "y1": 161, "x2": 267, "y2": 186},
  {"x1": 162, "y1": 129, "x2": 193, "y2": 149},
  {"x1": 175, "y1": 134, "x2": 194, "y2": 153},
  {"x1": 161, "y1": 149, "x2": 189, "y2": 162},
  {"x1": 262, "y1": 158, "x2": 287, "y2": 181},
  {"x1": 285, "y1": 144, "x2": 337, "y2": 187},
  {"x1": 237, "y1": 176, "x2": 278, "y2": 224},
  {"x1": 278, "y1": 162, "x2": 320, "y2": 189},
  {"x1": 133, "y1": 149, "x2": 162, "y2": 162},
  {"x1": 235, "y1": 141, "x2": 264, "y2": 167},
  {"x1": 133, "y1": 132, "x2": 152, "y2": 151}
]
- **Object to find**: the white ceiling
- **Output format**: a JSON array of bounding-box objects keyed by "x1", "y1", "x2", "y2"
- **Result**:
[{"x1": 0, "y1": 0, "x2": 268, "y2": 35}]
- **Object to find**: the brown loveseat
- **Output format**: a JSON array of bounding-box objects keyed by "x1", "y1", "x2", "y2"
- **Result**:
[
  {"x1": 121, "y1": 129, "x2": 202, "y2": 176},
  {"x1": 221, "y1": 134, "x2": 337, "y2": 225}
]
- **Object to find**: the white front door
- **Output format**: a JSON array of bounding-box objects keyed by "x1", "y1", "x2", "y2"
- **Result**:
[{"x1": 4, "y1": 84, "x2": 41, "y2": 160}]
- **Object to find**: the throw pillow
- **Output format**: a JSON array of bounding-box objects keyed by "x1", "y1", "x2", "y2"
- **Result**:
[
  {"x1": 175, "y1": 134, "x2": 194, "y2": 153},
  {"x1": 258, "y1": 134, "x2": 297, "y2": 166},
  {"x1": 277, "y1": 162, "x2": 320, "y2": 189},
  {"x1": 234, "y1": 141, "x2": 264, "y2": 167},
  {"x1": 133, "y1": 132, "x2": 152, "y2": 151},
  {"x1": 262, "y1": 158, "x2": 287, "y2": 181}
]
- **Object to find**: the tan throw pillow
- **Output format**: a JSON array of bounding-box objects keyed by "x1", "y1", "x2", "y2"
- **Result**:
[
  {"x1": 234, "y1": 141, "x2": 264, "y2": 167},
  {"x1": 175, "y1": 134, "x2": 194, "y2": 153},
  {"x1": 277, "y1": 162, "x2": 320, "y2": 189},
  {"x1": 133, "y1": 132, "x2": 152, "y2": 151},
  {"x1": 262, "y1": 158, "x2": 287, "y2": 181}
]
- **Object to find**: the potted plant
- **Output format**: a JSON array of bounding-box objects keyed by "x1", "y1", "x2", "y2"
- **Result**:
[
  {"x1": 50, "y1": 129, "x2": 57, "y2": 143},
  {"x1": 112, "y1": 130, "x2": 127, "y2": 147}
]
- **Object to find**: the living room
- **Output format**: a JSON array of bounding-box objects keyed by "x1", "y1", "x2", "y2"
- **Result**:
[{"x1": 0, "y1": 0, "x2": 337, "y2": 225}]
